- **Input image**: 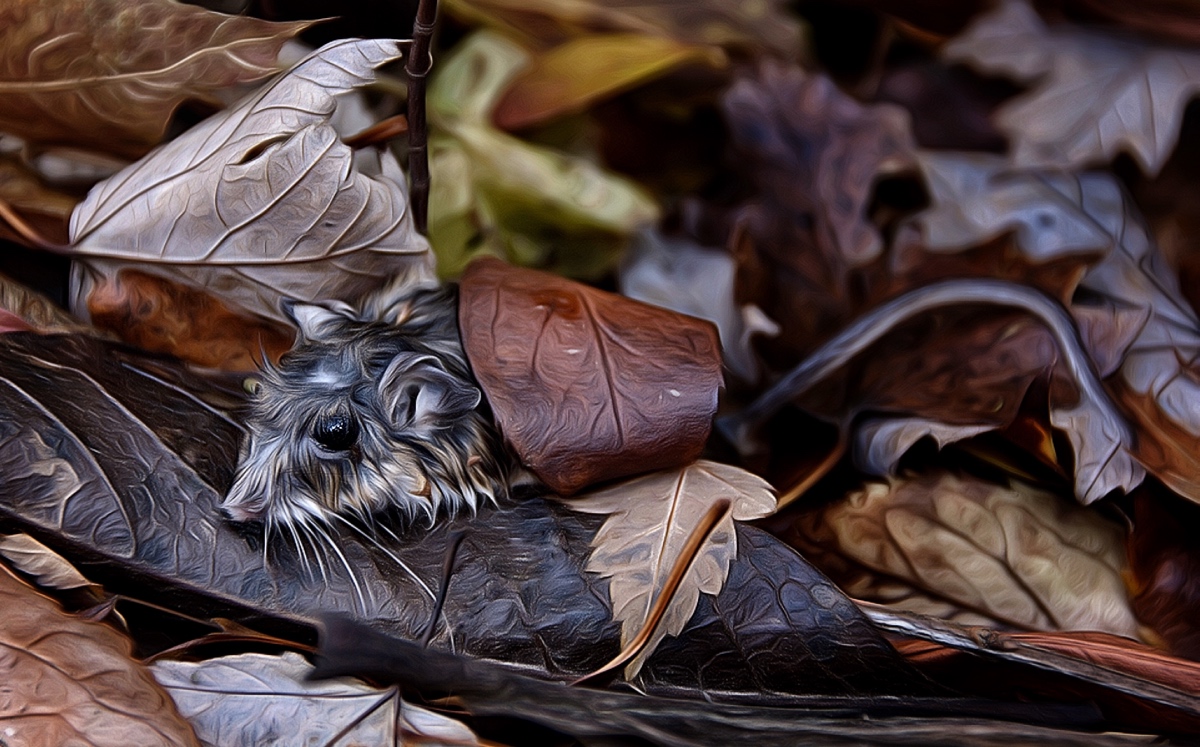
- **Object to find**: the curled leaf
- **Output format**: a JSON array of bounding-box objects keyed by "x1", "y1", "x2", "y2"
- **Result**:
[
  {"x1": 566, "y1": 460, "x2": 777, "y2": 678},
  {"x1": 68, "y1": 38, "x2": 434, "y2": 328},
  {"x1": 792, "y1": 473, "x2": 1138, "y2": 637},
  {"x1": 944, "y1": 0, "x2": 1200, "y2": 174},
  {"x1": 152, "y1": 652, "x2": 481, "y2": 747},
  {"x1": 0, "y1": 0, "x2": 309, "y2": 156},
  {"x1": 0, "y1": 563, "x2": 199, "y2": 746}
]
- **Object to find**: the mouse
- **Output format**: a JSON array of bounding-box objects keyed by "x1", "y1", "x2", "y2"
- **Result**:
[{"x1": 220, "y1": 282, "x2": 508, "y2": 533}]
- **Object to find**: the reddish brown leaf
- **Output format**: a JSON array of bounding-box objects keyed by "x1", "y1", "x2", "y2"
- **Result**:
[
  {"x1": 1128, "y1": 487, "x2": 1200, "y2": 662},
  {"x1": 459, "y1": 257, "x2": 721, "y2": 495},
  {"x1": 87, "y1": 269, "x2": 294, "y2": 371},
  {"x1": 0, "y1": 562, "x2": 199, "y2": 746}
]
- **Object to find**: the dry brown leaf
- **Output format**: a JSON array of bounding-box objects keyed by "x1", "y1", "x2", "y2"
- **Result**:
[
  {"x1": 790, "y1": 473, "x2": 1139, "y2": 638},
  {"x1": 443, "y1": 0, "x2": 803, "y2": 58},
  {"x1": 944, "y1": 0, "x2": 1200, "y2": 174},
  {"x1": 86, "y1": 269, "x2": 293, "y2": 371},
  {"x1": 0, "y1": 562, "x2": 199, "y2": 746},
  {"x1": 566, "y1": 460, "x2": 776, "y2": 678},
  {"x1": 0, "y1": 0, "x2": 309, "y2": 157},
  {"x1": 0, "y1": 533, "x2": 98, "y2": 593},
  {"x1": 152, "y1": 652, "x2": 481, "y2": 747},
  {"x1": 0, "y1": 156, "x2": 77, "y2": 246},
  {"x1": 1128, "y1": 487, "x2": 1200, "y2": 661},
  {"x1": 67, "y1": 38, "x2": 434, "y2": 329}
]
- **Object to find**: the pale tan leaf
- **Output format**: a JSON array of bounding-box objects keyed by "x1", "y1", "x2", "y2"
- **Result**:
[
  {"x1": 0, "y1": 563, "x2": 199, "y2": 746},
  {"x1": 566, "y1": 460, "x2": 776, "y2": 678},
  {"x1": 152, "y1": 652, "x2": 480, "y2": 747},
  {"x1": 944, "y1": 0, "x2": 1200, "y2": 174},
  {"x1": 0, "y1": 533, "x2": 97, "y2": 592},
  {"x1": 67, "y1": 38, "x2": 434, "y2": 327},
  {"x1": 795, "y1": 473, "x2": 1140, "y2": 638},
  {"x1": 0, "y1": 0, "x2": 309, "y2": 156},
  {"x1": 0, "y1": 272, "x2": 96, "y2": 335}
]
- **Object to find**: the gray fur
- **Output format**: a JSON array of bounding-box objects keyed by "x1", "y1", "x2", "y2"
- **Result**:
[{"x1": 222, "y1": 285, "x2": 507, "y2": 533}]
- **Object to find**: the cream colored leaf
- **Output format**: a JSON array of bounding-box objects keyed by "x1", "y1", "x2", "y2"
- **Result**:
[
  {"x1": 0, "y1": 533, "x2": 97, "y2": 592},
  {"x1": 944, "y1": 0, "x2": 1200, "y2": 174},
  {"x1": 567, "y1": 460, "x2": 776, "y2": 678},
  {"x1": 0, "y1": 272, "x2": 96, "y2": 335},
  {"x1": 0, "y1": 0, "x2": 309, "y2": 156},
  {"x1": 799, "y1": 473, "x2": 1140, "y2": 638},
  {"x1": 68, "y1": 38, "x2": 434, "y2": 327},
  {"x1": 153, "y1": 652, "x2": 480, "y2": 747}
]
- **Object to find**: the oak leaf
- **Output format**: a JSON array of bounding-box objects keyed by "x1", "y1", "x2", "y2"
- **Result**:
[
  {"x1": 0, "y1": 562, "x2": 199, "y2": 746},
  {"x1": 0, "y1": 0, "x2": 309, "y2": 156},
  {"x1": 566, "y1": 460, "x2": 777, "y2": 678},
  {"x1": 944, "y1": 0, "x2": 1200, "y2": 174},
  {"x1": 67, "y1": 38, "x2": 434, "y2": 329},
  {"x1": 152, "y1": 652, "x2": 481, "y2": 747}
]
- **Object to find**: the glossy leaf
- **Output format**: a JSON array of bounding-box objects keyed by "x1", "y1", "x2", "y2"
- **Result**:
[{"x1": 0, "y1": 0, "x2": 308, "y2": 156}]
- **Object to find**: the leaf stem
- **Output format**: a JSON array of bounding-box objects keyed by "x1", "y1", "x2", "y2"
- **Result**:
[{"x1": 0, "y1": 195, "x2": 71, "y2": 253}]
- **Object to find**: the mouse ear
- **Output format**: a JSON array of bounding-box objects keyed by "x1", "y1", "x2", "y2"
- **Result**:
[
  {"x1": 378, "y1": 353, "x2": 481, "y2": 434},
  {"x1": 282, "y1": 299, "x2": 359, "y2": 342}
]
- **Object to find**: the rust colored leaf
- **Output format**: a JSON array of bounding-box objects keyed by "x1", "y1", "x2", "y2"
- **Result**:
[
  {"x1": 0, "y1": 563, "x2": 199, "y2": 747},
  {"x1": 566, "y1": 461, "x2": 776, "y2": 677},
  {"x1": 152, "y1": 652, "x2": 481, "y2": 747},
  {"x1": 494, "y1": 34, "x2": 723, "y2": 130},
  {"x1": 0, "y1": 0, "x2": 309, "y2": 157},
  {"x1": 0, "y1": 156, "x2": 76, "y2": 246},
  {"x1": 87, "y1": 269, "x2": 293, "y2": 371},
  {"x1": 68, "y1": 38, "x2": 434, "y2": 330},
  {"x1": 944, "y1": 0, "x2": 1200, "y2": 174},
  {"x1": 1128, "y1": 487, "x2": 1200, "y2": 661},
  {"x1": 789, "y1": 473, "x2": 1140, "y2": 637},
  {"x1": 459, "y1": 257, "x2": 722, "y2": 495}
]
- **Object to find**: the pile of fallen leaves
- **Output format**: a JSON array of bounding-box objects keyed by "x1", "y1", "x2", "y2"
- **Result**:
[{"x1": 4, "y1": 0, "x2": 1200, "y2": 744}]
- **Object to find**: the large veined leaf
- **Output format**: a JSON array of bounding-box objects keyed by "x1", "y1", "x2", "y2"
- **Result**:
[
  {"x1": 0, "y1": 0, "x2": 309, "y2": 156},
  {"x1": 68, "y1": 38, "x2": 434, "y2": 328},
  {"x1": 566, "y1": 460, "x2": 777, "y2": 677},
  {"x1": 152, "y1": 652, "x2": 481, "y2": 747},
  {"x1": 944, "y1": 0, "x2": 1200, "y2": 174},
  {"x1": 0, "y1": 563, "x2": 199, "y2": 747}
]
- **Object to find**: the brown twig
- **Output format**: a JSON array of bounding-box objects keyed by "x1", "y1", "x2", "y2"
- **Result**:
[
  {"x1": 406, "y1": 0, "x2": 438, "y2": 235},
  {"x1": 571, "y1": 499, "x2": 732, "y2": 685}
]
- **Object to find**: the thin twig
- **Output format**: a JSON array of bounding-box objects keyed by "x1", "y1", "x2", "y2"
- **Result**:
[
  {"x1": 420, "y1": 529, "x2": 466, "y2": 648},
  {"x1": 406, "y1": 0, "x2": 438, "y2": 235}
]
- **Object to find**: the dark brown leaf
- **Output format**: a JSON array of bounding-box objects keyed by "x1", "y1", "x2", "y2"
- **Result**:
[
  {"x1": 459, "y1": 257, "x2": 722, "y2": 495},
  {"x1": 0, "y1": 562, "x2": 199, "y2": 746}
]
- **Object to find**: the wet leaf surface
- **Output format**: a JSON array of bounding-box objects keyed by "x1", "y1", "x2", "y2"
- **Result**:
[{"x1": 0, "y1": 562, "x2": 199, "y2": 747}]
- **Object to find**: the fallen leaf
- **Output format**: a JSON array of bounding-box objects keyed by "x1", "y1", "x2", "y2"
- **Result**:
[
  {"x1": 0, "y1": 562, "x2": 199, "y2": 746},
  {"x1": 0, "y1": 155, "x2": 77, "y2": 246},
  {"x1": 1128, "y1": 487, "x2": 1200, "y2": 661},
  {"x1": 0, "y1": 0, "x2": 309, "y2": 156},
  {"x1": 619, "y1": 229, "x2": 778, "y2": 383},
  {"x1": 493, "y1": 33, "x2": 724, "y2": 130},
  {"x1": 0, "y1": 272, "x2": 95, "y2": 334},
  {"x1": 429, "y1": 31, "x2": 659, "y2": 279},
  {"x1": 443, "y1": 0, "x2": 803, "y2": 58},
  {"x1": 788, "y1": 473, "x2": 1140, "y2": 637},
  {"x1": 565, "y1": 460, "x2": 777, "y2": 678},
  {"x1": 152, "y1": 652, "x2": 481, "y2": 747},
  {"x1": 0, "y1": 533, "x2": 98, "y2": 592},
  {"x1": 68, "y1": 38, "x2": 434, "y2": 328},
  {"x1": 944, "y1": 0, "x2": 1200, "y2": 174},
  {"x1": 86, "y1": 268, "x2": 294, "y2": 371}
]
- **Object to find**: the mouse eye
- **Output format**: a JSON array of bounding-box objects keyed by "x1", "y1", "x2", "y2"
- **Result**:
[{"x1": 311, "y1": 412, "x2": 359, "y2": 451}]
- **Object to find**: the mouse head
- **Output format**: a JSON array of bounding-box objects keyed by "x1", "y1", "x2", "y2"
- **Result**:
[{"x1": 221, "y1": 288, "x2": 505, "y2": 530}]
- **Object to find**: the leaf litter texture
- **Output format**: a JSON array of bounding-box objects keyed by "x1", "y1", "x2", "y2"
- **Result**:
[
  {"x1": 0, "y1": 0, "x2": 309, "y2": 157},
  {"x1": 152, "y1": 652, "x2": 481, "y2": 747},
  {"x1": 567, "y1": 460, "x2": 776, "y2": 677},
  {"x1": 788, "y1": 472, "x2": 1140, "y2": 638},
  {"x1": 0, "y1": 563, "x2": 199, "y2": 747},
  {"x1": 67, "y1": 38, "x2": 435, "y2": 331},
  {"x1": 944, "y1": 0, "x2": 1200, "y2": 174}
]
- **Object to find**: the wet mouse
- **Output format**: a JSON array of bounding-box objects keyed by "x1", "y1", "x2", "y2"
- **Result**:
[{"x1": 221, "y1": 282, "x2": 508, "y2": 533}]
